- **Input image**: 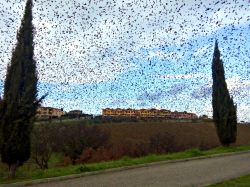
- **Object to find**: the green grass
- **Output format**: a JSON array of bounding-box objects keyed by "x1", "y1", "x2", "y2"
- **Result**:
[
  {"x1": 35, "y1": 118, "x2": 88, "y2": 125},
  {"x1": 1, "y1": 145, "x2": 250, "y2": 185},
  {"x1": 208, "y1": 173, "x2": 250, "y2": 187}
]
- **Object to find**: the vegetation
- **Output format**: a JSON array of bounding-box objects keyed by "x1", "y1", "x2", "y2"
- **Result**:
[
  {"x1": 149, "y1": 132, "x2": 176, "y2": 153},
  {"x1": 31, "y1": 125, "x2": 54, "y2": 170},
  {"x1": 0, "y1": 0, "x2": 45, "y2": 178},
  {"x1": 1, "y1": 121, "x2": 250, "y2": 180},
  {"x1": 0, "y1": 0, "x2": 246, "y2": 185},
  {"x1": 212, "y1": 40, "x2": 237, "y2": 146},
  {"x1": 1, "y1": 145, "x2": 250, "y2": 185},
  {"x1": 53, "y1": 124, "x2": 110, "y2": 164},
  {"x1": 31, "y1": 123, "x2": 110, "y2": 168},
  {"x1": 208, "y1": 173, "x2": 250, "y2": 187},
  {"x1": 31, "y1": 120, "x2": 250, "y2": 166},
  {"x1": 0, "y1": 119, "x2": 250, "y2": 184}
]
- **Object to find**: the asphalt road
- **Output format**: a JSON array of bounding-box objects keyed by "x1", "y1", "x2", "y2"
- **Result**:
[{"x1": 32, "y1": 152, "x2": 250, "y2": 187}]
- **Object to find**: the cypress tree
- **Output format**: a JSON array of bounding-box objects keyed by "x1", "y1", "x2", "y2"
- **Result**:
[
  {"x1": 0, "y1": 97, "x2": 3, "y2": 151},
  {"x1": 0, "y1": 0, "x2": 45, "y2": 177},
  {"x1": 212, "y1": 40, "x2": 237, "y2": 146}
]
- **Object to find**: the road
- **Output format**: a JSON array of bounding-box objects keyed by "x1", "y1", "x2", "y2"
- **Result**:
[{"x1": 32, "y1": 152, "x2": 250, "y2": 187}]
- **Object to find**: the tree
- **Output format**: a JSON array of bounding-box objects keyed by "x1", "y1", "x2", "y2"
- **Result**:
[
  {"x1": 212, "y1": 40, "x2": 237, "y2": 146},
  {"x1": 54, "y1": 124, "x2": 110, "y2": 164},
  {"x1": 0, "y1": 0, "x2": 45, "y2": 177},
  {"x1": 0, "y1": 97, "x2": 3, "y2": 151},
  {"x1": 31, "y1": 124, "x2": 53, "y2": 170}
]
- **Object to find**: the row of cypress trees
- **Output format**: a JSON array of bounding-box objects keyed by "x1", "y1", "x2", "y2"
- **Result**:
[{"x1": 0, "y1": 0, "x2": 237, "y2": 178}]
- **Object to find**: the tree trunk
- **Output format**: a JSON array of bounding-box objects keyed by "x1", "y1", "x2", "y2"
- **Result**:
[{"x1": 9, "y1": 164, "x2": 17, "y2": 178}]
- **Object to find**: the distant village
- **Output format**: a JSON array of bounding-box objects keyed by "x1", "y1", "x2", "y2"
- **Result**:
[{"x1": 36, "y1": 106, "x2": 209, "y2": 121}]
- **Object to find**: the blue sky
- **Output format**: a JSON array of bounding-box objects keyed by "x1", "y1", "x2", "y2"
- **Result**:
[{"x1": 0, "y1": 0, "x2": 249, "y2": 121}]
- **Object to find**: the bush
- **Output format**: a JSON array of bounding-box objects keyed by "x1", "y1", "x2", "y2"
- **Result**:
[
  {"x1": 76, "y1": 147, "x2": 113, "y2": 164},
  {"x1": 53, "y1": 124, "x2": 110, "y2": 164},
  {"x1": 31, "y1": 124, "x2": 54, "y2": 169},
  {"x1": 149, "y1": 132, "x2": 177, "y2": 154}
]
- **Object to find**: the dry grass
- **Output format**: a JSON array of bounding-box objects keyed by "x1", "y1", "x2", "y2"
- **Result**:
[
  {"x1": 2, "y1": 120, "x2": 250, "y2": 168},
  {"x1": 101, "y1": 121, "x2": 250, "y2": 152},
  {"x1": 2, "y1": 120, "x2": 250, "y2": 183}
]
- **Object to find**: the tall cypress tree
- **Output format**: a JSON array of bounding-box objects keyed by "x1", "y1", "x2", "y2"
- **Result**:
[
  {"x1": 0, "y1": 0, "x2": 45, "y2": 177},
  {"x1": 212, "y1": 40, "x2": 237, "y2": 146}
]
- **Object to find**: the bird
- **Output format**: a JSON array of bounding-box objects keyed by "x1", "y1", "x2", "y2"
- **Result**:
[{"x1": 0, "y1": 0, "x2": 249, "y2": 120}]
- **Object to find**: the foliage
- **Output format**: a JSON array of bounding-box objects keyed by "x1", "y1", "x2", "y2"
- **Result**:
[
  {"x1": 32, "y1": 121, "x2": 250, "y2": 167},
  {"x1": 0, "y1": 0, "x2": 45, "y2": 178},
  {"x1": 2, "y1": 145, "x2": 250, "y2": 185},
  {"x1": 149, "y1": 132, "x2": 176, "y2": 153},
  {"x1": 2, "y1": 119, "x2": 250, "y2": 182},
  {"x1": 208, "y1": 173, "x2": 250, "y2": 187},
  {"x1": 212, "y1": 40, "x2": 237, "y2": 146},
  {"x1": 51, "y1": 124, "x2": 110, "y2": 164},
  {"x1": 31, "y1": 125, "x2": 54, "y2": 170}
]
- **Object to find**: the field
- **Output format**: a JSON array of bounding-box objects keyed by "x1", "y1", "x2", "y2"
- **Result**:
[
  {"x1": 54, "y1": 119, "x2": 250, "y2": 163},
  {"x1": 1, "y1": 120, "x2": 250, "y2": 183},
  {"x1": 101, "y1": 120, "x2": 250, "y2": 153}
]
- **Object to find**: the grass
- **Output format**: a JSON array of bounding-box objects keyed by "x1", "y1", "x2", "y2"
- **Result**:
[
  {"x1": 208, "y1": 173, "x2": 250, "y2": 187},
  {"x1": 1, "y1": 145, "x2": 250, "y2": 185},
  {"x1": 2, "y1": 121, "x2": 250, "y2": 185},
  {"x1": 101, "y1": 122, "x2": 250, "y2": 151}
]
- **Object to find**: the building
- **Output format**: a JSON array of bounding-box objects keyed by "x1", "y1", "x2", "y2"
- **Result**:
[
  {"x1": 68, "y1": 110, "x2": 82, "y2": 115},
  {"x1": 67, "y1": 110, "x2": 83, "y2": 118},
  {"x1": 199, "y1": 115, "x2": 209, "y2": 119},
  {"x1": 36, "y1": 107, "x2": 65, "y2": 120},
  {"x1": 66, "y1": 110, "x2": 93, "y2": 119},
  {"x1": 102, "y1": 108, "x2": 197, "y2": 119},
  {"x1": 174, "y1": 111, "x2": 198, "y2": 119}
]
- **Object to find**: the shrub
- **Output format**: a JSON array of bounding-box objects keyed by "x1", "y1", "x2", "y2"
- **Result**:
[
  {"x1": 53, "y1": 124, "x2": 110, "y2": 164},
  {"x1": 31, "y1": 124, "x2": 54, "y2": 169},
  {"x1": 149, "y1": 132, "x2": 176, "y2": 154}
]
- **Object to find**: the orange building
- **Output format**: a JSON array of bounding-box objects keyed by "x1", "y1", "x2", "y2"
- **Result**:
[
  {"x1": 102, "y1": 108, "x2": 197, "y2": 119},
  {"x1": 36, "y1": 107, "x2": 65, "y2": 120}
]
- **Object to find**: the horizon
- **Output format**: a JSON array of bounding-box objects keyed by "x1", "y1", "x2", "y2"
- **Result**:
[{"x1": 40, "y1": 106, "x2": 201, "y2": 115}]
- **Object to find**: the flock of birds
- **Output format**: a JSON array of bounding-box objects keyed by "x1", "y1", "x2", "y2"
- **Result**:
[{"x1": 0, "y1": 0, "x2": 249, "y2": 120}]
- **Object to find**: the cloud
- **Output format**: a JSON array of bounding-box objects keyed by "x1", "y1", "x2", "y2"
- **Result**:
[
  {"x1": 204, "y1": 4, "x2": 250, "y2": 34},
  {"x1": 137, "y1": 90, "x2": 167, "y2": 102},
  {"x1": 226, "y1": 76, "x2": 250, "y2": 97},
  {"x1": 1, "y1": 0, "x2": 249, "y2": 84},
  {"x1": 237, "y1": 103, "x2": 250, "y2": 122},
  {"x1": 166, "y1": 83, "x2": 189, "y2": 96},
  {"x1": 1, "y1": 0, "x2": 250, "y2": 121},
  {"x1": 161, "y1": 73, "x2": 205, "y2": 79},
  {"x1": 191, "y1": 85, "x2": 212, "y2": 99},
  {"x1": 227, "y1": 76, "x2": 250, "y2": 90},
  {"x1": 191, "y1": 76, "x2": 250, "y2": 100},
  {"x1": 147, "y1": 51, "x2": 182, "y2": 61},
  {"x1": 108, "y1": 99, "x2": 129, "y2": 107},
  {"x1": 194, "y1": 44, "x2": 211, "y2": 56}
]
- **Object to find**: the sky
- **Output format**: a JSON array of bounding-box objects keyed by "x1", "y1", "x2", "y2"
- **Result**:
[{"x1": 0, "y1": 0, "x2": 249, "y2": 121}]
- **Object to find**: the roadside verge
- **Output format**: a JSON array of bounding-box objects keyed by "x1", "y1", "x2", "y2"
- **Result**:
[{"x1": 2, "y1": 150, "x2": 250, "y2": 187}]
